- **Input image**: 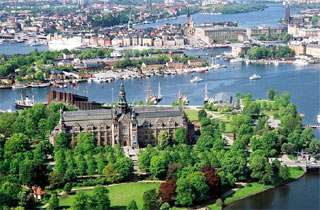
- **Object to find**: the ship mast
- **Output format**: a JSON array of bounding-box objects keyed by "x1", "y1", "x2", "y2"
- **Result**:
[
  {"x1": 204, "y1": 83, "x2": 208, "y2": 99},
  {"x1": 158, "y1": 82, "x2": 161, "y2": 97}
]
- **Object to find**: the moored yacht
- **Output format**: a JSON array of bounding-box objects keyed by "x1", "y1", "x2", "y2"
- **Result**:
[
  {"x1": 293, "y1": 59, "x2": 308, "y2": 66},
  {"x1": 249, "y1": 74, "x2": 261, "y2": 80}
]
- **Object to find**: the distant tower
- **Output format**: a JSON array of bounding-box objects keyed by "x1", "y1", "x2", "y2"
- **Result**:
[
  {"x1": 285, "y1": 6, "x2": 291, "y2": 24},
  {"x1": 187, "y1": 7, "x2": 191, "y2": 26},
  {"x1": 128, "y1": 7, "x2": 133, "y2": 31},
  {"x1": 118, "y1": 83, "x2": 128, "y2": 114},
  {"x1": 147, "y1": 0, "x2": 152, "y2": 10}
]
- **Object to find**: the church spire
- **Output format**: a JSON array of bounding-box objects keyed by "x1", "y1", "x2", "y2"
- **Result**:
[{"x1": 118, "y1": 83, "x2": 128, "y2": 113}]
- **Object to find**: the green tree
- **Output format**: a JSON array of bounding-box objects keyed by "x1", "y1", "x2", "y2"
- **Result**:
[
  {"x1": 54, "y1": 132, "x2": 69, "y2": 151},
  {"x1": 103, "y1": 163, "x2": 118, "y2": 183},
  {"x1": 150, "y1": 155, "x2": 168, "y2": 179},
  {"x1": 17, "y1": 191, "x2": 33, "y2": 209},
  {"x1": 279, "y1": 165, "x2": 290, "y2": 181},
  {"x1": 64, "y1": 183, "x2": 72, "y2": 194},
  {"x1": 48, "y1": 170, "x2": 65, "y2": 189},
  {"x1": 281, "y1": 143, "x2": 294, "y2": 154},
  {"x1": 91, "y1": 185, "x2": 111, "y2": 210},
  {"x1": 115, "y1": 157, "x2": 134, "y2": 181},
  {"x1": 196, "y1": 135, "x2": 214, "y2": 151},
  {"x1": 4, "y1": 133, "x2": 29, "y2": 157},
  {"x1": 73, "y1": 191, "x2": 90, "y2": 210},
  {"x1": 143, "y1": 189, "x2": 159, "y2": 210},
  {"x1": 187, "y1": 171, "x2": 209, "y2": 202},
  {"x1": 55, "y1": 150, "x2": 67, "y2": 174},
  {"x1": 126, "y1": 200, "x2": 138, "y2": 210},
  {"x1": 309, "y1": 139, "x2": 320, "y2": 155},
  {"x1": 19, "y1": 159, "x2": 35, "y2": 186},
  {"x1": 158, "y1": 130, "x2": 172, "y2": 148},
  {"x1": 48, "y1": 194, "x2": 59, "y2": 210},
  {"x1": 198, "y1": 109, "x2": 207, "y2": 121},
  {"x1": 174, "y1": 127, "x2": 187, "y2": 144},
  {"x1": 175, "y1": 177, "x2": 195, "y2": 206}
]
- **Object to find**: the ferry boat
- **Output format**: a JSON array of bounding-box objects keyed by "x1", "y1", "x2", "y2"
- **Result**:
[
  {"x1": 15, "y1": 95, "x2": 35, "y2": 109},
  {"x1": 31, "y1": 82, "x2": 51, "y2": 88},
  {"x1": 12, "y1": 84, "x2": 28, "y2": 90},
  {"x1": 190, "y1": 76, "x2": 203, "y2": 83},
  {"x1": 249, "y1": 74, "x2": 261, "y2": 80},
  {"x1": 293, "y1": 59, "x2": 308, "y2": 66}
]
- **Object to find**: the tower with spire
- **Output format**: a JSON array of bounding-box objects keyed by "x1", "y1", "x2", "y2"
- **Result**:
[
  {"x1": 187, "y1": 7, "x2": 191, "y2": 26},
  {"x1": 128, "y1": 7, "x2": 133, "y2": 31},
  {"x1": 118, "y1": 83, "x2": 128, "y2": 114}
]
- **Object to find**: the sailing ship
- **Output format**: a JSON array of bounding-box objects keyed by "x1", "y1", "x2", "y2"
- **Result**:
[
  {"x1": 177, "y1": 89, "x2": 189, "y2": 106},
  {"x1": 146, "y1": 83, "x2": 162, "y2": 105},
  {"x1": 204, "y1": 84, "x2": 209, "y2": 104}
]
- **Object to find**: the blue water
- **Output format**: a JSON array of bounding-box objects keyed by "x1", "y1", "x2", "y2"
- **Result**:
[
  {"x1": 0, "y1": 43, "x2": 48, "y2": 55},
  {"x1": 135, "y1": 4, "x2": 298, "y2": 29}
]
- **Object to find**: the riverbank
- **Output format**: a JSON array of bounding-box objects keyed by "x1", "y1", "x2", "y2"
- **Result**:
[{"x1": 207, "y1": 167, "x2": 305, "y2": 210}]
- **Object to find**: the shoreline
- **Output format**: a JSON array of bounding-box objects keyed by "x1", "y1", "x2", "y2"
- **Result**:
[{"x1": 220, "y1": 169, "x2": 306, "y2": 210}]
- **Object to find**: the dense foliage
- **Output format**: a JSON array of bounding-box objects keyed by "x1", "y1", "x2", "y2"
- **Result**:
[{"x1": 247, "y1": 46, "x2": 295, "y2": 60}]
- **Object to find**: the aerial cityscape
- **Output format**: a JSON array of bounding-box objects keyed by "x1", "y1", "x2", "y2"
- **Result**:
[{"x1": 0, "y1": 0, "x2": 319, "y2": 209}]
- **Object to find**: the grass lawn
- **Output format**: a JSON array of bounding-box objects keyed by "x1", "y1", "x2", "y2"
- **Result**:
[
  {"x1": 289, "y1": 167, "x2": 305, "y2": 179},
  {"x1": 59, "y1": 182, "x2": 161, "y2": 209},
  {"x1": 262, "y1": 110, "x2": 277, "y2": 117},
  {"x1": 184, "y1": 110, "x2": 199, "y2": 122},
  {"x1": 224, "y1": 182, "x2": 272, "y2": 204},
  {"x1": 223, "y1": 168, "x2": 304, "y2": 205},
  {"x1": 288, "y1": 154, "x2": 298, "y2": 161},
  {"x1": 207, "y1": 203, "x2": 223, "y2": 210}
]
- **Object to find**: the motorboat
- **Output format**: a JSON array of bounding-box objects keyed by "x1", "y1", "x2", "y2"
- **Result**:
[
  {"x1": 317, "y1": 114, "x2": 320, "y2": 124},
  {"x1": 293, "y1": 59, "x2": 308, "y2": 66},
  {"x1": 190, "y1": 76, "x2": 203, "y2": 83},
  {"x1": 249, "y1": 74, "x2": 262, "y2": 80}
]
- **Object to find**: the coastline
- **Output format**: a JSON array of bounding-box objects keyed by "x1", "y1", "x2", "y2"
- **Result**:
[{"x1": 219, "y1": 168, "x2": 306, "y2": 210}]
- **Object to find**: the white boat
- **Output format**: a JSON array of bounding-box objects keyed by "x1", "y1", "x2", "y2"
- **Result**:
[
  {"x1": 273, "y1": 60, "x2": 279, "y2": 66},
  {"x1": 230, "y1": 58, "x2": 244, "y2": 64},
  {"x1": 190, "y1": 76, "x2": 204, "y2": 83},
  {"x1": 48, "y1": 37, "x2": 83, "y2": 51},
  {"x1": 31, "y1": 82, "x2": 51, "y2": 88},
  {"x1": 317, "y1": 114, "x2": 320, "y2": 124},
  {"x1": 93, "y1": 78, "x2": 103, "y2": 83},
  {"x1": 15, "y1": 95, "x2": 35, "y2": 109},
  {"x1": 12, "y1": 84, "x2": 28, "y2": 90},
  {"x1": 88, "y1": 78, "x2": 93, "y2": 83},
  {"x1": 249, "y1": 74, "x2": 261, "y2": 80},
  {"x1": 293, "y1": 59, "x2": 308, "y2": 66}
]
